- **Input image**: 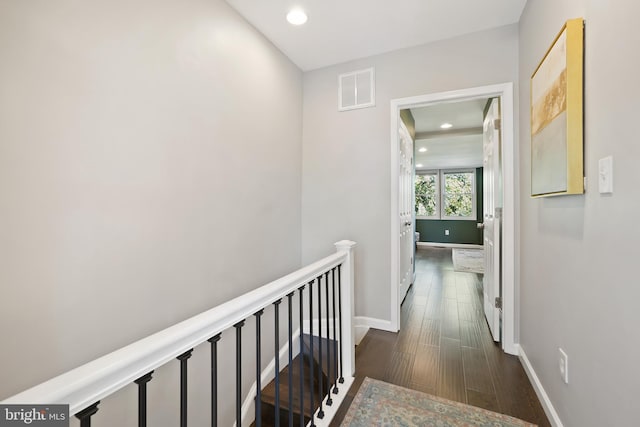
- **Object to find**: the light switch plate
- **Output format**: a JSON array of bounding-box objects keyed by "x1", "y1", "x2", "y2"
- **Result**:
[{"x1": 598, "y1": 156, "x2": 613, "y2": 194}]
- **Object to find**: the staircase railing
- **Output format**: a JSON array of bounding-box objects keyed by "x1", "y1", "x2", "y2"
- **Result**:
[{"x1": 2, "y1": 241, "x2": 356, "y2": 427}]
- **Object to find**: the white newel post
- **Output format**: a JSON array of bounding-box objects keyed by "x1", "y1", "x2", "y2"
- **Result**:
[{"x1": 334, "y1": 240, "x2": 356, "y2": 378}]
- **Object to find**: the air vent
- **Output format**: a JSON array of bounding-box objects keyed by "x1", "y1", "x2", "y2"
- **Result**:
[{"x1": 338, "y1": 68, "x2": 375, "y2": 111}]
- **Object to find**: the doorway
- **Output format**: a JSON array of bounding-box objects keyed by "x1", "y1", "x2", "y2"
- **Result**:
[{"x1": 390, "y1": 83, "x2": 517, "y2": 355}]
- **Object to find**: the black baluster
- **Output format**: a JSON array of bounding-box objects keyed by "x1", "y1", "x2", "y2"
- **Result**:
[
  {"x1": 75, "y1": 402, "x2": 99, "y2": 427},
  {"x1": 338, "y1": 264, "x2": 344, "y2": 383},
  {"x1": 274, "y1": 299, "x2": 282, "y2": 427},
  {"x1": 135, "y1": 372, "x2": 153, "y2": 427},
  {"x1": 287, "y1": 292, "x2": 294, "y2": 427},
  {"x1": 234, "y1": 320, "x2": 245, "y2": 427},
  {"x1": 254, "y1": 309, "x2": 264, "y2": 427},
  {"x1": 208, "y1": 334, "x2": 221, "y2": 427},
  {"x1": 177, "y1": 349, "x2": 193, "y2": 427},
  {"x1": 324, "y1": 271, "x2": 333, "y2": 406},
  {"x1": 308, "y1": 280, "x2": 316, "y2": 427},
  {"x1": 316, "y1": 274, "x2": 324, "y2": 419},
  {"x1": 298, "y1": 285, "x2": 306, "y2": 427},
  {"x1": 331, "y1": 268, "x2": 339, "y2": 394}
]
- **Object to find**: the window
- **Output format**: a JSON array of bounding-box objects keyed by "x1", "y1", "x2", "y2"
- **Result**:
[
  {"x1": 415, "y1": 172, "x2": 439, "y2": 219},
  {"x1": 442, "y1": 170, "x2": 475, "y2": 220},
  {"x1": 415, "y1": 169, "x2": 476, "y2": 220}
]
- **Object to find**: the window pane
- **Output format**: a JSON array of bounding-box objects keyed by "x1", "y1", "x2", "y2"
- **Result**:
[
  {"x1": 443, "y1": 172, "x2": 473, "y2": 217},
  {"x1": 415, "y1": 174, "x2": 437, "y2": 217},
  {"x1": 444, "y1": 194, "x2": 473, "y2": 216}
]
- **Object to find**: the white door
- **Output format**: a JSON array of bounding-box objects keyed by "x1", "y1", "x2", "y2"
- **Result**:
[
  {"x1": 398, "y1": 122, "x2": 414, "y2": 304},
  {"x1": 482, "y1": 98, "x2": 502, "y2": 342}
]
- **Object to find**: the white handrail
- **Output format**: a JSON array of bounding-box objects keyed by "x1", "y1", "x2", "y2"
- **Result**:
[{"x1": 2, "y1": 241, "x2": 357, "y2": 418}]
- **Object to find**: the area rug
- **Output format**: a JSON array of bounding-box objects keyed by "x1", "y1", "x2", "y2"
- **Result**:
[
  {"x1": 341, "y1": 377, "x2": 536, "y2": 427},
  {"x1": 452, "y1": 248, "x2": 484, "y2": 274}
]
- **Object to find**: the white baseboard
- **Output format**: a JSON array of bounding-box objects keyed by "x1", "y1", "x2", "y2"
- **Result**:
[
  {"x1": 354, "y1": 325, "x2": 368, "y2": 345},
  {"x1": 354, "y1": 316, "x2": 393, "y2": 344},
  {"x1": 417, "y1": 242, "x2": 483, "y2": 249},
  {"x1": 517, "y1": 345, "x2": 564, "y2": 427}
]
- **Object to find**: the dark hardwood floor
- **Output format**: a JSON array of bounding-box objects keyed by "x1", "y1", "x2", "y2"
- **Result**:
[{"x1": 330, "y1": 247, "x2": 550, "y2": 426}]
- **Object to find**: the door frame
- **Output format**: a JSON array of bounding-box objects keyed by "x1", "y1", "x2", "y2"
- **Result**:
[{"x1": 389, "y1": 82, "x2": 517, "y2": 355}]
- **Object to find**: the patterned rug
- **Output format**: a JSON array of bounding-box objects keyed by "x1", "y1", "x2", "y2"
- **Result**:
[
  {"x1": 341, "y1": 377, "x2": 536, "y2": 427},
  {"x1": 452, "y1": 248, "x2": 484, "y2": 274}
]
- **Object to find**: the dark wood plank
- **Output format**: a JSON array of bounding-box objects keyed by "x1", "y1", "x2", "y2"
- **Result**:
[
  {"x1": 457, "y1": 301, "x2": 476, "y2": 322},
  {"x1": 437, "y1": 337, "x2": 465, "y2": 402},
  {"x1": 443, "y1": 275, "x2": 457, "y2": 299},
  {"x1": 466, "y1": 389, "x2": 500, "y2": 413},
  {"x1": 440, "y1": 298, "x2": 460, "y2": 340},
  {"x1": 411, "y1": 344, "x2": 439, "y2": 393},
  {"x1": 395, "y1": 330, "x2": 419, "y2": 354},
  {"x1": 424, "y1": 290, "x2": 442, "y2": 320},
  {"x1": 462, "y1": 346, "x2": 495, "y2": 395},
  {"x1": 460, "y1": 320, "x2": 482, "y2": 349},
  {"x1": 353, "y1": 329, "x2": 396, "y2": 382},
  {"x1": 412, "y1": 295, "x2": 427, "y2": 306},
  {"x1": 386, "y1": 351, "x2": 415, "y2": 388},
  {"x1": 418, "y1": 318, "x2": 440, "y2": 346},
  {"x1": 455, "y1": 273, "x2": 473, "y2": 303},
  {"x1": 396, "y1": 304, "x2": 423, "y2": 354}
]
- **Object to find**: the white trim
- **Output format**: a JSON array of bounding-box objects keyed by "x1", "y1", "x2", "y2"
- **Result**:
[
  {"x1": 416, "y1": 242, "x2": 483, "y2": 249},
  {"x1": 354, "y1": 316, "x2": 394, "y2": 344},
  {"x1": 518, "y1": 345, "x2": 565, "y2": 427},
  {"x1": 354, "y1": 325, "x2": 369, "y2": 345},
  {"x1": 390, "y1": 83, "x2": 517, "y2": 355}
]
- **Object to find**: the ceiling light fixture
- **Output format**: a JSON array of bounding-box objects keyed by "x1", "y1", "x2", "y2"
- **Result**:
[
  {"x1": 416, "y1": 163, "x2": 424, "y2": 168},
  {"x1": 440, "y1": 122, "x2": 453, "y2": 129},
  {"x1": 286, "y1": 9, "x2": 308, "y2": 25},
  {"x1": 418, "y1": 147, "x2": 427, "y2": 153}
]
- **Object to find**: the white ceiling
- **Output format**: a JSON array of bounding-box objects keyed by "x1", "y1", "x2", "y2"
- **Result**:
[
  {"x1": 225, "y1": 0, "x2": 527, "y2": 71},
  {"x1": 411, "y1": 98, "x2": 488, "y2": 171}
]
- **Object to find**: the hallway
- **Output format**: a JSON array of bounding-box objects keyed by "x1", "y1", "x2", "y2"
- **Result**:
[{"x1": 332, "y1": 247, "x2": 550, "y2": 426}]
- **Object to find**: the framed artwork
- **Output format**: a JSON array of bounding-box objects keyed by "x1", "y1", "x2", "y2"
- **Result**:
[{"x1": 530, "y1": 18, "x2": 584, "y2": 197}]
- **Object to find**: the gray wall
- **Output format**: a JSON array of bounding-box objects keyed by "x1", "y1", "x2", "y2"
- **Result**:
[
  {"x1": 519, "y1": 1, "x2": 640, "y2": 425},
  {"x1": 302, "y1": 25, "x2": 518, "y2": 322},
  {"x1": 0, "y1": 0, "x2": 302, "y2": 424}
]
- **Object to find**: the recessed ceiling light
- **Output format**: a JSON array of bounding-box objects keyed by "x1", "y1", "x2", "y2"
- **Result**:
[
  {"x1": 418, "y1": 147, "x2": 427, "y2": 153},
  {"x1": 286, "y1": 9, "x2": 308, "y2": 25},
  {"x1": 416, "y1": 163, "x2": 424, "y2": 168},
  {"x1": 440, "y1": 122, "x2": 453, "y2": 129}
]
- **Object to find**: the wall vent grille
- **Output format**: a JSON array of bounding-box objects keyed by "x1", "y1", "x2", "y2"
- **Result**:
[{"x1": 338, "y1": 68, "x2": 375, "y2": 111}]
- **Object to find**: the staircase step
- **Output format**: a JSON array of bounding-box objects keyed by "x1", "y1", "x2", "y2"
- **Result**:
[
  {"x1": 256, "y1": 335, "x2": 340, "y2": 426},
  {"x1": 259, "y1": 354, "x2": 316, "y2": 423},
  {"x1": 302, "y1": 334, "x2": 339, "y2": 381}
]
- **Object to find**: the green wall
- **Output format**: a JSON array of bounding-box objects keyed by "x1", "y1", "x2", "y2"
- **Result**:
[
  {"x1": 400, "y1": 109, "x2": 416, "y2": 140},
  {"x1": 416, "y1": 168, "x2": 483, "y2": 245}
]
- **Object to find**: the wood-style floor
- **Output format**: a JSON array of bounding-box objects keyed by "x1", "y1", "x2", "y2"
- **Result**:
[{"x1": 331, "y1": 247, "x2": 550, "y2": 426}]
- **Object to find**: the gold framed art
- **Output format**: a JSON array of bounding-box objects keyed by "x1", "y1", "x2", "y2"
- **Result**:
[{"x1": 530, "y1": 18, "x2": 584, "y2": 197}]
